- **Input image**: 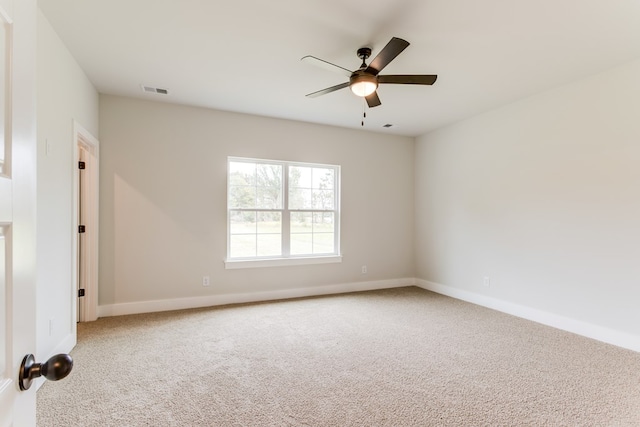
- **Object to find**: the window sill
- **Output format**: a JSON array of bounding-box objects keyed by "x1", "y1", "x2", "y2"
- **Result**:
[{"x1": 224, "y1": 255, "x2": 343, "y2": 270}]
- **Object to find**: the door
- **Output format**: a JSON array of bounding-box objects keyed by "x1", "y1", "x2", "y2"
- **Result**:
[{"x1": 0, "y1": 0, "x2": 38, "y2": 426}]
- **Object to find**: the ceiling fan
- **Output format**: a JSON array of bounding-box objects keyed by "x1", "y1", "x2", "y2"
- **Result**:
[{"x1": 302, "y1": 37, "x2": 437, "y2": 108}]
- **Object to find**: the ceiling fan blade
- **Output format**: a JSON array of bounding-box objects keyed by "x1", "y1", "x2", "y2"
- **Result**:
[
  {"x1": 301, "y1": 55, "x2": 352, "y2": 77},
  {"x1": 305, "y1": 82, "x2": 350, "y2": 98},
  {"x1": 365, "y1": 37, "x2": 410, "y2": 75},
  {"x1": 365, "y1": 91, "x2": 381, "y2": 108},
  {"x1": 378, "y1": 75, "x2": 438, "y2": 85}
]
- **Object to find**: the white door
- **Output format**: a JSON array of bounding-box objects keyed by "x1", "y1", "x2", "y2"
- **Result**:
[{"x1": 0, "y1": 0, "x2": 38, "y2": 425}]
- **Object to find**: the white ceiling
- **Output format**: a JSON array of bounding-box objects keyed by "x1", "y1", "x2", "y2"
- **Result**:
[{"x1": 38, "y1": 0, "x2": 640, "y2": 137}]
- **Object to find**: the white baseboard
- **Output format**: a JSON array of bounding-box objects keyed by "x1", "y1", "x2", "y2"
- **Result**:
[
  {"x1": 98, "y1": 278, "x2": 416, "y2": 318},
  {"x1": 416, "y1": 279, "x2": 640, "y2": 353},
  {"x1": 97, "y1": 277, "x2": 640, "y2": 353}
]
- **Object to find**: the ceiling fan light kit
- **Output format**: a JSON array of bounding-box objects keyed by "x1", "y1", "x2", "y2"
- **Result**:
[
  {"x1": 303, "y1": 37, "x2": 437, "y2": 108},
  {"x1": 350, "y1": 72, "x2": 378, "y2": 97}
]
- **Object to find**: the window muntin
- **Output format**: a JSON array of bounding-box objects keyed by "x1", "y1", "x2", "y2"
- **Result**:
[{"x1": 227, "y1": 158, "x2": 340, "y2": 261}]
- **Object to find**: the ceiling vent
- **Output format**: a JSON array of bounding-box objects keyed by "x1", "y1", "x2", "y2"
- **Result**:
[{"x1": 141, "y1": 85, "x2": 169, "y2": 95}]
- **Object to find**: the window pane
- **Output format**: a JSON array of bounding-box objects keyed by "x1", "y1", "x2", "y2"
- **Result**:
[
  {"x1": 289, "y1": 188, "x2": 311, "y2": 210},
  {"x1": 312, "y1": 189, "x2": 334, "y2": 210},
  {"x1": 290, "y1": 166, "x2": 311, "y2": 188},
  {"x1": 314, "y1": 212, "x2": 334, "y2": 232},
  {"x1": 228, "y1": 185, "x2": 255, "y2": 209},
  {"x1": 257, "y1": 164, "x2": 282, "y2": 185},
  {"x1": 257, "y1": 212, "x2": 281, "y2": 234},
  {"x1": 256, "y1": 185, "x2": 282, "y2": 209},
  {"x1": 291, "y1": 212, "x2": 312, "y2": 233},
  {"x1": 289, "y1": 166, "x2": 311, "y2": 210},
  {"x1": 230, "y1": 235, "x2": 256, "y2": 258},
  {"x1": 313, "y1": 233, "x2": 335, "y2": 254},
  {"x1": 257, "y1": 234, "x2": 281, "y2": 257},
  {"x1": 229, "y1": 162, "x2": 256, "y2": 185},
  {"x1": 256, "y1": 164, "x2": 283, "y2": 209},
  {"x1": 312, "y1": 168, "x2": 334, "y2": 189},
  {"x1": 291, "y1": 233, "x2": 312, "y2": 255},
  {"x1": 230, "y1": 211, "x2": 256, "y2": 234}
]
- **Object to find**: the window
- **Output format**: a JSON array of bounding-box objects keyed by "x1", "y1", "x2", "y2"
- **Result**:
[{"x1": 226, "y1": 157, "x2": 341, "y2": 268}]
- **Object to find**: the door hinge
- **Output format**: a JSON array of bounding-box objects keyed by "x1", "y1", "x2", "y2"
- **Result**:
[
  {"x1": 78, "y1": 225, "x2": 86, "y2": 233},
  {"x1": 78, "y1": 289, "x2": 85, "y2": 297},
  {"x1": 78, "y1": 161, "x2": 86, "y2": 169}
]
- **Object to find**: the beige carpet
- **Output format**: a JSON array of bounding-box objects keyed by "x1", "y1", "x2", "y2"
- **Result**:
[{"x1": 37, "y1": 287, "x2": 640, "y2": 426}]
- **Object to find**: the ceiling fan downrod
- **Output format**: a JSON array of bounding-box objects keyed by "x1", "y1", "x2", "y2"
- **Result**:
[{"x1": 357, "y1": 47, "x2": 372, "y2": 69}]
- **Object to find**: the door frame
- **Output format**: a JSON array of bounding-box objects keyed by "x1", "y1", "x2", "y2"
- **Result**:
[{"x1": 72, "y1": 121, "x2": 99, "y2": 322}]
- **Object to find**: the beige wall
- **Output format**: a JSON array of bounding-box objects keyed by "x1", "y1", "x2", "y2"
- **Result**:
[
  {"x1": 98, "y1": 95, "x2": 415, "y2": 308},
  {"x1": 36, "y1": 10, "x2": 99, "y2": 359},
  {"x1": 415, "y1": 59, "x2": 640, "y2": 337}
]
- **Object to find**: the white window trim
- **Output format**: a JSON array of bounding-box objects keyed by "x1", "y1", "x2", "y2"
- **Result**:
[
  {"x1": 224, "y1": 255, "x2": 343, "y2": 269},
  {"x1": 226, "y1": 157, "x2": 341, "y2": 268}
]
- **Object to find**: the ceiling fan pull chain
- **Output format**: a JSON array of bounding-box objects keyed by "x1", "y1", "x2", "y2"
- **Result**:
[{"x1": 361, "y1": 99, "x2": 366, "y2": 127}]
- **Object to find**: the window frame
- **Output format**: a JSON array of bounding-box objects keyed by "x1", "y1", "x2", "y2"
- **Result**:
[{"x1": 225, "y1": 157, "x2": 342, "y2": 269}]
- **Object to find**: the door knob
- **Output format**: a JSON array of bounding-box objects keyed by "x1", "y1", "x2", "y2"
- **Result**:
[{"x1": 19, "y1": 353, "x2": 73, "y2": 391}]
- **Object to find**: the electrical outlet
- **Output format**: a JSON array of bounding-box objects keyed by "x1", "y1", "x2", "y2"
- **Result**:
[
  {"x1": 483, "y1": 276, "x2": 491, "y2": 287},
  {"x1": 361, "y1": 265, "x2": 367, "y2": 274},
  {"x1": 202, "y1": 276, "x2": 210, "y2": 287}
]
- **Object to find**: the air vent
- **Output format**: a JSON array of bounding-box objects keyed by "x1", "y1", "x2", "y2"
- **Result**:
[
  {"x1": 383, "y1": 124, "x2": 394, "y2": 128},
  {"x1": 141, "y1": 85, "x2": 169, "y2": 95}
]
